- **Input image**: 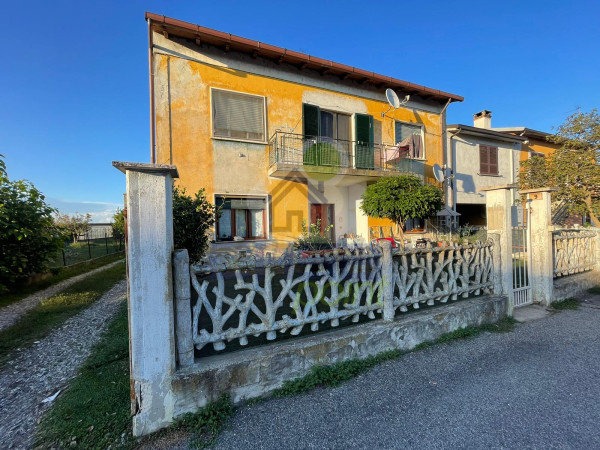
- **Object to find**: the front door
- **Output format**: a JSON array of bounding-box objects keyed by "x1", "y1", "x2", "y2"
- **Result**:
[{"x1": 310, "y1": 204, "x2": 335, "y2": 242}]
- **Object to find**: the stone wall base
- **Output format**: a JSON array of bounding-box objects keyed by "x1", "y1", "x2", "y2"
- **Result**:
[
  {"x1": 552, "y1": 270, "x2": 600, "y2": 302},
  {"x1": 171, "y1": 295, "x2": 508, "y2": 417}
]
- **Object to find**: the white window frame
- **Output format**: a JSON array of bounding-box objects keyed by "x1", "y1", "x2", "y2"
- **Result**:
[
  {"x1": 210, "y1": 87, "x2": 268, "y2": 144},
  {"x1": 394, "y1": 120, "x2": 426, "y2": 160}
]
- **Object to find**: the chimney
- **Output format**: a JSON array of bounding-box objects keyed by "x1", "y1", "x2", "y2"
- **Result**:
[{"x1": 473, "y1": 110, "x2": 492, "y2": 129}]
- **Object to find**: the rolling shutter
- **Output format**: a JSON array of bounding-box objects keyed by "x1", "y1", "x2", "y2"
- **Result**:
[
  {"x1": 303, "y1": 103, "x2": 320, "y2": 138},
  {"x1": 212, "y1": 90, "x2": 265, "y2": 141}
]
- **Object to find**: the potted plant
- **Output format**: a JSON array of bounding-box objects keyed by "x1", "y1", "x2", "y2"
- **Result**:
[{"x1": 294, "y1": 219, "x2": 336, "y2": 256}]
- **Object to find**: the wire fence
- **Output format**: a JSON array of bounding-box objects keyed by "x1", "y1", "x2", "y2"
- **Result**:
[{"x1": 49, "y1": 232, "x2": 124, "y2": 268}]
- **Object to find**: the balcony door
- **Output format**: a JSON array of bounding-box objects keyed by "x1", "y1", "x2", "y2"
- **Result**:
[
  {"x1": 355, "y1": 113, "x2": 374, "y2": 169},
  {"x1": 310, "y1": 203, "x2": 335, "y2": 242},
  {"x1": 303, "y1": 104, "x2": 351, "y2": 167}
]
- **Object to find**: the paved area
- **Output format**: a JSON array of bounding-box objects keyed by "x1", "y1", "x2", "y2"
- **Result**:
[
  {"x1": 513, "y1": 304, "x2": 553, "y2": 322},
  {"x1": 0, "y1": 259, "x2": 123, "y2": 332},
  {"x1": 0, "y1": 280, "x2": 127, "y2": 450},
  {"x1": 214, "y1": 294, "x2": 600, "y2": 449}
]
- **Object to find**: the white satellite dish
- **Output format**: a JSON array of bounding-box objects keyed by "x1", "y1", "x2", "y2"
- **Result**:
[
  {"x1": 433, "y1": 163, "x2": 445, "y2": 183},
  {"x1": 385, "y1": 88, "x2": 401, "y2": 108}
]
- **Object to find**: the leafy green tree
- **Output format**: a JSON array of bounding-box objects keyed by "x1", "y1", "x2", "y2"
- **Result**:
[
  {"x1": 360, "y1": 175, "x2": 443, "y2": 242},
  {"x1": 173, "y1": 187, "x2": 218, "y2": 263},
  {"x1": 0, "y1": 155, "x2": 63, "y2": 291},
  {"x1": 54, "y1": 212, "x2": 92, "y2": 243},
  {"x1": 111, "y1": 208, "x2": 125, "y2": 242},
  {"x1": 520, "y1": 109, "x2": 600, "y2": 225}
]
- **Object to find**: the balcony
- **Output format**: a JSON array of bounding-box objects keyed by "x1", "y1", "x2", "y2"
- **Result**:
[{"x1": 268, "y1": 131, "x2": 424, "y2": 182}]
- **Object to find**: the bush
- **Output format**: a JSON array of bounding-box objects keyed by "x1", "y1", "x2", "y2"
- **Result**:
[
  {"x1": 0, "y1": 155, "x2": 63, "y2": 292},
  {"x1": 111, "y1": 208, "x2": 125, "y2": 241},
  {"x1": 294, "y1": 219, "x2": 334, "y2": 251},
  {"x1": 173, "y1": 187, "x2": 217, "y2": 263}
]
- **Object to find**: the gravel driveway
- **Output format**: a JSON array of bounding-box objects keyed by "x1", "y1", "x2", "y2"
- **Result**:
[
  {"x1": 0, "y1": 279, "x2": 127, "y2": 450},
  {"x1": 215, "y1": 299, "x2": 600, "y2": 449},
  {"x1": 0, "y1": 259, "x2": 124, "y2": 332}
]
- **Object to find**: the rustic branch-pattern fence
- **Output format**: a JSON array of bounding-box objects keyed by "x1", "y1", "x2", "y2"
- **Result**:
[
  {"x1": 553, "y1": 230, "x2": 597, "y2": 278},
  {"x1": 184, "y1": 241, "x2": 494, "y2": 354}
]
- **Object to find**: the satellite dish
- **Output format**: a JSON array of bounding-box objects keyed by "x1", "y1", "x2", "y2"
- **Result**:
[
  {"x1": 433, "y1": 164, "x2": 445, "y2": 183},
  {"x1": 385, "y1": 88, "x2": 401, "y2": 108}
]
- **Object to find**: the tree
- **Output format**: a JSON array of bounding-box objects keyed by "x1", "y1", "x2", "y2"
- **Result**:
[
  {"x1": 54, "y1": 213, "x2": 92, "y2": 243},
  {"x1": 111, "y1": 208, "x2": 125, "y2": 242},
  {"x1": 173, "y1": 187, "x2": 218, "y2": 263},
  {"x1": 0, "y1": 155, "x2": 63, "y2": 291},
  {"x1": 520, "y1": 109, "x2": 600, "y2": 226},
  {"x1": 360, "y1": 175, "x2": 444, "y2": 243}
]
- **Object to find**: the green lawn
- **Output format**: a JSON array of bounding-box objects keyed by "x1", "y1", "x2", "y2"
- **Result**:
[
  {"x1": 0, "y1": 252, "x2": 125, "y2": 309},
  {"x1": 0, "y1": 262, "x2": 126, "y2": 367},
  {"x1": 48, "y1": 238, "x2": 124, "y2": 268}
]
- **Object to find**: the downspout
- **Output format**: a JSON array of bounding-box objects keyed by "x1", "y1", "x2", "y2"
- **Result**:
[
  {"x1": 448, "y1": 127, "x2": 462, "y2": 213},
  {"x1": 148, "y1": 18, "x2": 156, "y2": 163},
  {"x1": 440, "y1": 98, "x2": 452, "y2": 208}
]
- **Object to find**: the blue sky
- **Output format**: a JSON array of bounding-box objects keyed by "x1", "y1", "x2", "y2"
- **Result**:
[{"x1": 1, "y1": 0, "x2": 598, "y2": 221}]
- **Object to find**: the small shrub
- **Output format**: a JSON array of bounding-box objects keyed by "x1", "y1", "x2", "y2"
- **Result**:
[
  {"x1": 173, "y1": 187, "x2": 217, "y2": 263},
  {"x1": 294, "y1": 219, "x2": 334, "y2": 251},
  {"x1": 551, "y1": 298, "x2": 580, "y2": 310}
]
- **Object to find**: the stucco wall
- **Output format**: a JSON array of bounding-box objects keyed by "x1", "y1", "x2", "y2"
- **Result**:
[
  {"x1": 450, "y1": 135, "x2": 520, "y2": 205},
  {"x1": 152, "y1": 32, "x2": 447, "y2": 244}
]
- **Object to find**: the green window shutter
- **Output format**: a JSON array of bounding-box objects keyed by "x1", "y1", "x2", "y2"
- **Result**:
[
  {"x1": 303, "y1": 103, "x2": 320, "y2": 138},
  {"x1": 355, "y1": 114, "x2": 374, "y2": 169}
]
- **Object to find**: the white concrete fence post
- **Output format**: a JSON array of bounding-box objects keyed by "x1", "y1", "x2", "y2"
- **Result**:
[
  {"x1": 481, "y1": 185, "x2": 515, "y2": 315},
  {"x1": 520, "y1": 188, "x2": 556, "y2": 306},
  {"x1": 173, "y1": 249, "x2": 194, "y2": 367},
  {"x1": 380, "y1": 240, "x2": 395, "y2": 321},
  {"x1": 113, "y1": 162, "x2": 179, "y2": 437}
]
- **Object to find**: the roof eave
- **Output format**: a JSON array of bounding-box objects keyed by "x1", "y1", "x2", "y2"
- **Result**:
[{"x1": 145, "y1": 12, "x2": 464, "y2": 104}]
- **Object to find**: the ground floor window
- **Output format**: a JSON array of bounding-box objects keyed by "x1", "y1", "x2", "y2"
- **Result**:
[
  {"x1": 215, "y1": 196, "x2": 267, "y2": 241},
  {"x1": 405, "y1": 217, "x2": 425, "y2": 232}
]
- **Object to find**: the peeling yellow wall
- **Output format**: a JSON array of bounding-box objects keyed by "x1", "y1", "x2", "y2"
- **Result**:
[
  {"x1": 153, "y1": 42, "x2": 445, "y2": 243},
  {"x1": 520, "y1": 137, "x2": 561, "y2": 161}
]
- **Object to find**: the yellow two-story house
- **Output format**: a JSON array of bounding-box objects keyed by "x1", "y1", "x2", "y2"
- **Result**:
[{"x1": 145, "y1": 13, "x2": 463, "y2": 252}]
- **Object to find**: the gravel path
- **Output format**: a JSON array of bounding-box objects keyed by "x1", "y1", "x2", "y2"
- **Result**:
[
  {"x1": 214, "y1": 295, "x2": 600, "y2": 449},
  {"x1": 0, "y1": 279, "x2": 127, "y2": 450},
  {"x1": 0, "y1": 259, "x2": 124, "y2": 333}
]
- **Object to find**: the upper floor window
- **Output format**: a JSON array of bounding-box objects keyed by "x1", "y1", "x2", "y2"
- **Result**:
[
  {"x1": 479, "y1": 145, "x2": 499, "y2": 175},
  {"x1": 395, "y1": 121, "x2": 424, "y2": 159},
  {"x1": 212, "y1": 89, "x2": 266, "y2": 142}
]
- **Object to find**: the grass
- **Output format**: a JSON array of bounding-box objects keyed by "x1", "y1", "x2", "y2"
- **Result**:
[
  {"x1": 0, "y1": 262, "x2": 126, "y2": 367},
  {"x1": 48, "y1": 238, "x2": 124, "y2": 268},
  {"x1": 35, "y1": 302, "x2": 134, "y2": 450},
  {"x1": 551, "y1": 297, "x2": 580, "y2": 310},
  {"x1": 587, "y1": 286, "x2": 600, "y2": 295},
  {"x1": 0, "y1": 252, "x2": 124, "y2": 309}
]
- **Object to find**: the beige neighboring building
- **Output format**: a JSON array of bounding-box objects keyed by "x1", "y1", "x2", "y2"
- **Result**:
[{"x1": 447, "y1": 111, "x2": 527, "y2": 226}]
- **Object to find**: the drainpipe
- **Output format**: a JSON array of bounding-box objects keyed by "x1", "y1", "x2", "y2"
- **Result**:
[
  {"x1": 448, "y1": 127, "x2": 462, "y2": 214},
  {"x1": 148, "y1": 18, "x2": 156, "y2": 163},
  {"x1": 440, "y1": 99, "x2": 452, "y2": 210}
]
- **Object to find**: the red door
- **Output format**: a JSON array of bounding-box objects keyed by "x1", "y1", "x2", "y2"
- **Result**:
[{"x1": 310, "y1": 204, "x2": 335, "y2": 242}]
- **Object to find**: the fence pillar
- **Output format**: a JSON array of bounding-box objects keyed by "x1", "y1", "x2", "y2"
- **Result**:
[
  {"x1": 113, "y1": 161, "x2": 179, "y2": 437},
  {"x1": 173, "y1": 249, "x2": 194, "y2": 367},
  {"x1": 481, "y1": 185, "x2": 515, "y2": 315},
  {"x1": 521, "y1": 188, "x2": 556, "y2": 306},
  {"x1": 380, "y1": 240, "x2": 395, "y2": 321}
]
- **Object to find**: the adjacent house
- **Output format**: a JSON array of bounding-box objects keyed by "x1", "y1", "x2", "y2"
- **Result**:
[
  {"x1": 145, "y1": 13, "x2": 463, "y2": 252},
  {"x1": 446, "y1": 111, "x2": 527, "y2": 225}
]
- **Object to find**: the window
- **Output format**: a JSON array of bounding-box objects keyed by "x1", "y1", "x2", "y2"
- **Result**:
[
  {"x1": 212, "y1": 89, "x2": 266, "y2": 142},
  {"x1": 215, "y1": 196, "x2": 267, "y2": 241},
  {"x1": 395, "y1": 121, "x2": 424, "y2": 159},
  {"x1": 479, "y1": 145, "x2": 499, "y2": 175},
  {"x1": 405, "y1": 217, "x2": 424, "y2": 232}
]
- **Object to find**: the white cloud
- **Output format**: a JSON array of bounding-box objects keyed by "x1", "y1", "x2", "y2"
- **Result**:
[{"x1": 47, "y1": 198, "x2": 122, "y2": 223}]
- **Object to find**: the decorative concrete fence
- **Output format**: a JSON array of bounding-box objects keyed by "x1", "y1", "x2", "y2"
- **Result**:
[
  {"x1": 173, "y1": 241, "x2": 494, "y2": 364},
  {"x1": 553, "y1": 230, "x2": 598, "y2": 277},
  {"x1": 113, "y1": 162, "x2": 507, "y2": 437}
]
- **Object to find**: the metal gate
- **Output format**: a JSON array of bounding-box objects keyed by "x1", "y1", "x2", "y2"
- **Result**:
[{"x1": 511, "y1": 204, "x2": 532, "y2": 307}]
